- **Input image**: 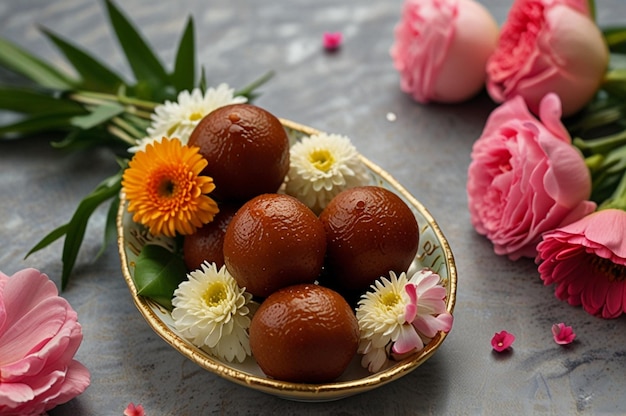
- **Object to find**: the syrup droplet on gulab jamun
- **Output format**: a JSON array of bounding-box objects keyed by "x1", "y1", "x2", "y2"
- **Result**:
[{"x1": 187, "y1": 103, "x2": 290, "y2": 202}]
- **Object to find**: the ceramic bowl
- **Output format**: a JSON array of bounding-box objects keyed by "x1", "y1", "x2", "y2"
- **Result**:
[{"x1": 117, "y1": 119, "x2": 457, "y2": 401}]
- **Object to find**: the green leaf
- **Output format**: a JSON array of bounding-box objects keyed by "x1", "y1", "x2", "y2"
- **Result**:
[
  {"x1": 96, "y1": 195, "x2": 120, "y2": 259},
  {"x1": 603, "y1": 26, "x2": 626, "y2": 53},
  {"x1": 27, "y1": 170, "x2": 123, "y2": 289},
  {"x1": 0, "y1": 86, "x2": 85, "y2": 114},
  {"x1": 40, "y1": 27, "x2": 127, "y2": 92},
  {"x1": 60, "y1": 170, "x2": 122, "y2": 289},
  {"x1": 234, "y1": 70, "x2": 275, "y2": 102},
  {"x1": 133, "y1": 244, "x2": 187, "y2": 310},
  {"x1": 0, "y1": 38, "x2": 76, "y2": 89},
  {"x1": 0, "y1": 113, "x2": 75, "y2": 137},
  {"x1": 70, "y1": 103, "x2": 125, "y2": 129},
  {"x1": 104, "y1": 0, "x2": 169, "y2": 90},
  {"x1": 25, "y1": 224, "x2": 69, "y2": 259},
  {"x1": 170, "y1": 17, "x2": 196, "y2": 92}
]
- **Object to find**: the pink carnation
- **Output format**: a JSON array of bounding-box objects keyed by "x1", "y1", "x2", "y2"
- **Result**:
[
  {"x1": 0, "y1": 268, "x2": 90, "y2": 416},
  {"x1": 391, "y1": 0, "x2": 498, "y2": 103},
  {"x1": 486, "y1": 0, "x2": 608, "y2": 117},
  {"x1": 467, "y1": 93, "x2": 596, "y2": 259},
  {"x1": 537, "y1": 209, "x2": 626, "y2": 318}
]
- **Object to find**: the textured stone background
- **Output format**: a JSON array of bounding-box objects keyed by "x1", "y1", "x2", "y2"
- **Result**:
[{"x1": 1, "y1": 1, "x2": 625, "y2": 415}]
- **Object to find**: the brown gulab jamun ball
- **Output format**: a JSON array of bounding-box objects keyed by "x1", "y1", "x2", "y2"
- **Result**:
[
  {"x1": 319, "y1": 186, "x2": 419, "y2": 292},
  {"x1": 223, "y1": 193, "x2": 326, "y2": 298},
  {"x1": 249, "y1": 283, "x2": 359, "y2": 383},
  {"x1": 187, "y1": 103, "x2": 290, "y2": 202},
  {"x1": 183, "y1": 204, "x2": 239, "y2": 271}
]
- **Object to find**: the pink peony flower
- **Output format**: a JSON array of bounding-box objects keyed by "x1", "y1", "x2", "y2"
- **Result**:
[
  {"x1": 536, "y1": 209, "x2": 626, "y2": 319},
  {"x1": 486, "y1": 0, "x2": 608, "y2": 117},
  {"x1": 467, "y1": 93, "x2": 596, "y2": 260},
  {"x1": 390, "y1": 0, "x2": 499, "y2": 104},
  {"x1": 491, "y1": 330, "x2": 515, "y2": 352},
  {"x1": 0, "y1": 268, "x2": 90, "y2": 416},
  {"x1": 551, "y1": 323, "x2": 576, "y2": 345}
]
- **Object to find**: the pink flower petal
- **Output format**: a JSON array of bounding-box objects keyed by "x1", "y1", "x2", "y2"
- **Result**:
[
  {"x1": 404, "y1": 283, "x2": 417, "y2": 322},
  {"x1": 491, "y1": 330, "x2": 515, "y2": 352},
  {"x1": 413, "y1": 312, "x2": 453, "y2": 338},
  {"x1": 124, "y1": 402, "x2": 146, "y2": 416},
  {"x1": 0, "y1": 268, "x2": 89, "y2": 414},
  {"x1": 393, "y1": 325, "x2": 423, "y2": 355},
  {"x1": 552, "y1": 322, "x2": 576, "y2": 345},
  {"x1": 323, "y1": 32, "x2": 342, "y2": 51}
]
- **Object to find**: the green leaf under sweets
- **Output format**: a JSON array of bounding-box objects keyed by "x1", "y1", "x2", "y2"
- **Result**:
[
  {"x1": 104, "y1": 0, "x2": 169, "y2": 96},
  {"x1": 133, "y1": 244, "x2": 187, "y2": 310},
  {"x1": 170, "y1": 17, "x2": 196, "y2": 92},
  {"x1": 0, "y1": 38, "x2": 76, "y2": 89},
  {"x1": 40, "y1": 27, "x2": 127, "y2": 93},
  {"x1": 70, "y1": 103, "x2": 125, "y2": 130}
]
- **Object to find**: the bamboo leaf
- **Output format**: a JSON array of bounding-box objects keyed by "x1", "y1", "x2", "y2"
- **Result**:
[
  {"x1": 0, "y1": 113, "x2": 75, "y2": 137},
  {"x1": 104, "y1": 0, "x2": 169, "y2": 89},
  {"x1": 96, "y1": 195, "x2": 120, "y2": 259},
  {"x1": 0, "y1": 38, "x2": 76, "y2": 89},
  {"x1": 133, "y1": 244, "x2": 186, "y2": 310},
  {"x1": 70, "y1": 103, "x2": 125, "y2": 129},
  {"x1": 59, "y1": 170, "x2": 122, "y2": 288},
  {"x1": 234, "y1": 70, "x2": 275, "y2": 101},
  {"x1": 40, "y1": 27, "x2": 127, "y2": 92},
  {"x1": 50, "y1": 128, "x2": 118, "y2": 151},
  {"x1": 25, "y1": 224, "x2": 69, "y2": 259},
  {"x1": 0, "y1": 86, "x2": 85, "y2": 114},
  {"x1": 170, "y1": 17, "x2": 196, "y2": 92}
]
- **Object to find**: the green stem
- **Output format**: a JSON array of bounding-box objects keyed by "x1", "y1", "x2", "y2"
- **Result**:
[
  {"x1": 599, "y1": 171, "x2": 626, "y2": 211},
  {"x1": 107, "y1": 125, "x2": 137, "y2": 146},
  {"x1": 71, "y1": 90, "x2": 158, "y2": 112},
  {"x1": 574, "y1": 129, "x2": 626, "y2": 156},
  {"x1": 111, "y1": 116, "x2": 145, "y2": 140}
]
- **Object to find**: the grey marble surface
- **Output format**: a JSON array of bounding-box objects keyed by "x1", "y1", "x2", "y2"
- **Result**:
[{"x1": 1, "y1": 1, "x2": 626, "y2": 415}]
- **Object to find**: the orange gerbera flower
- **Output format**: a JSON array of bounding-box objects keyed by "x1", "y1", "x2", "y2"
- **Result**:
[{"x1": 122, "y1": 137, "x2": 219, "y2": 237}]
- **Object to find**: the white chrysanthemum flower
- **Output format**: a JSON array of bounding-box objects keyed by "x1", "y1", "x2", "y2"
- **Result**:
[
  {"x1": 129, "y1": 83, "x2": 247, "y2": 152},
  {"x1": 285, "y1": 133, "x2": 371, "y2": 213},
  {"x1": 171, "y1": 262, "x2": 254, "y2": 363},
  {"x1": 356, "y1": 269, "x2": 453, "y2": 373},
  {"x1": 356, "y1": 271, "x2": 411, "y2": 372}
]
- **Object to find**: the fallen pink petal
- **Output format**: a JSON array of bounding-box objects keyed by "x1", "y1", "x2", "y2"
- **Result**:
[
  {"x1": 323, "y1": 32, "x2": 343, "y2": 50},
  {"x1": 124, "y1": 402, "x2": 145, "y2": 416},
  {"x1": 552, "y1": 323, "x2": 576, "y2": 345},
  {"x1": 491, "y1": 330, "x2": 515, "y2": 352}
]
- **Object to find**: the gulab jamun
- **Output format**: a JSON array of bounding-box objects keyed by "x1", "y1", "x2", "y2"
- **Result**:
[
  {"x1": 319, "y1": 186, "x2": 419, "y2": 292},
  {"x1": 223, "y1": 193, "x2": 326, "y2": 298},
  {"x1": 188, "y1": 103, "x2": 290, "y2": 202},
  {"x1": 249, "y1": 283, "x2": 359, "y2": 383}
]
